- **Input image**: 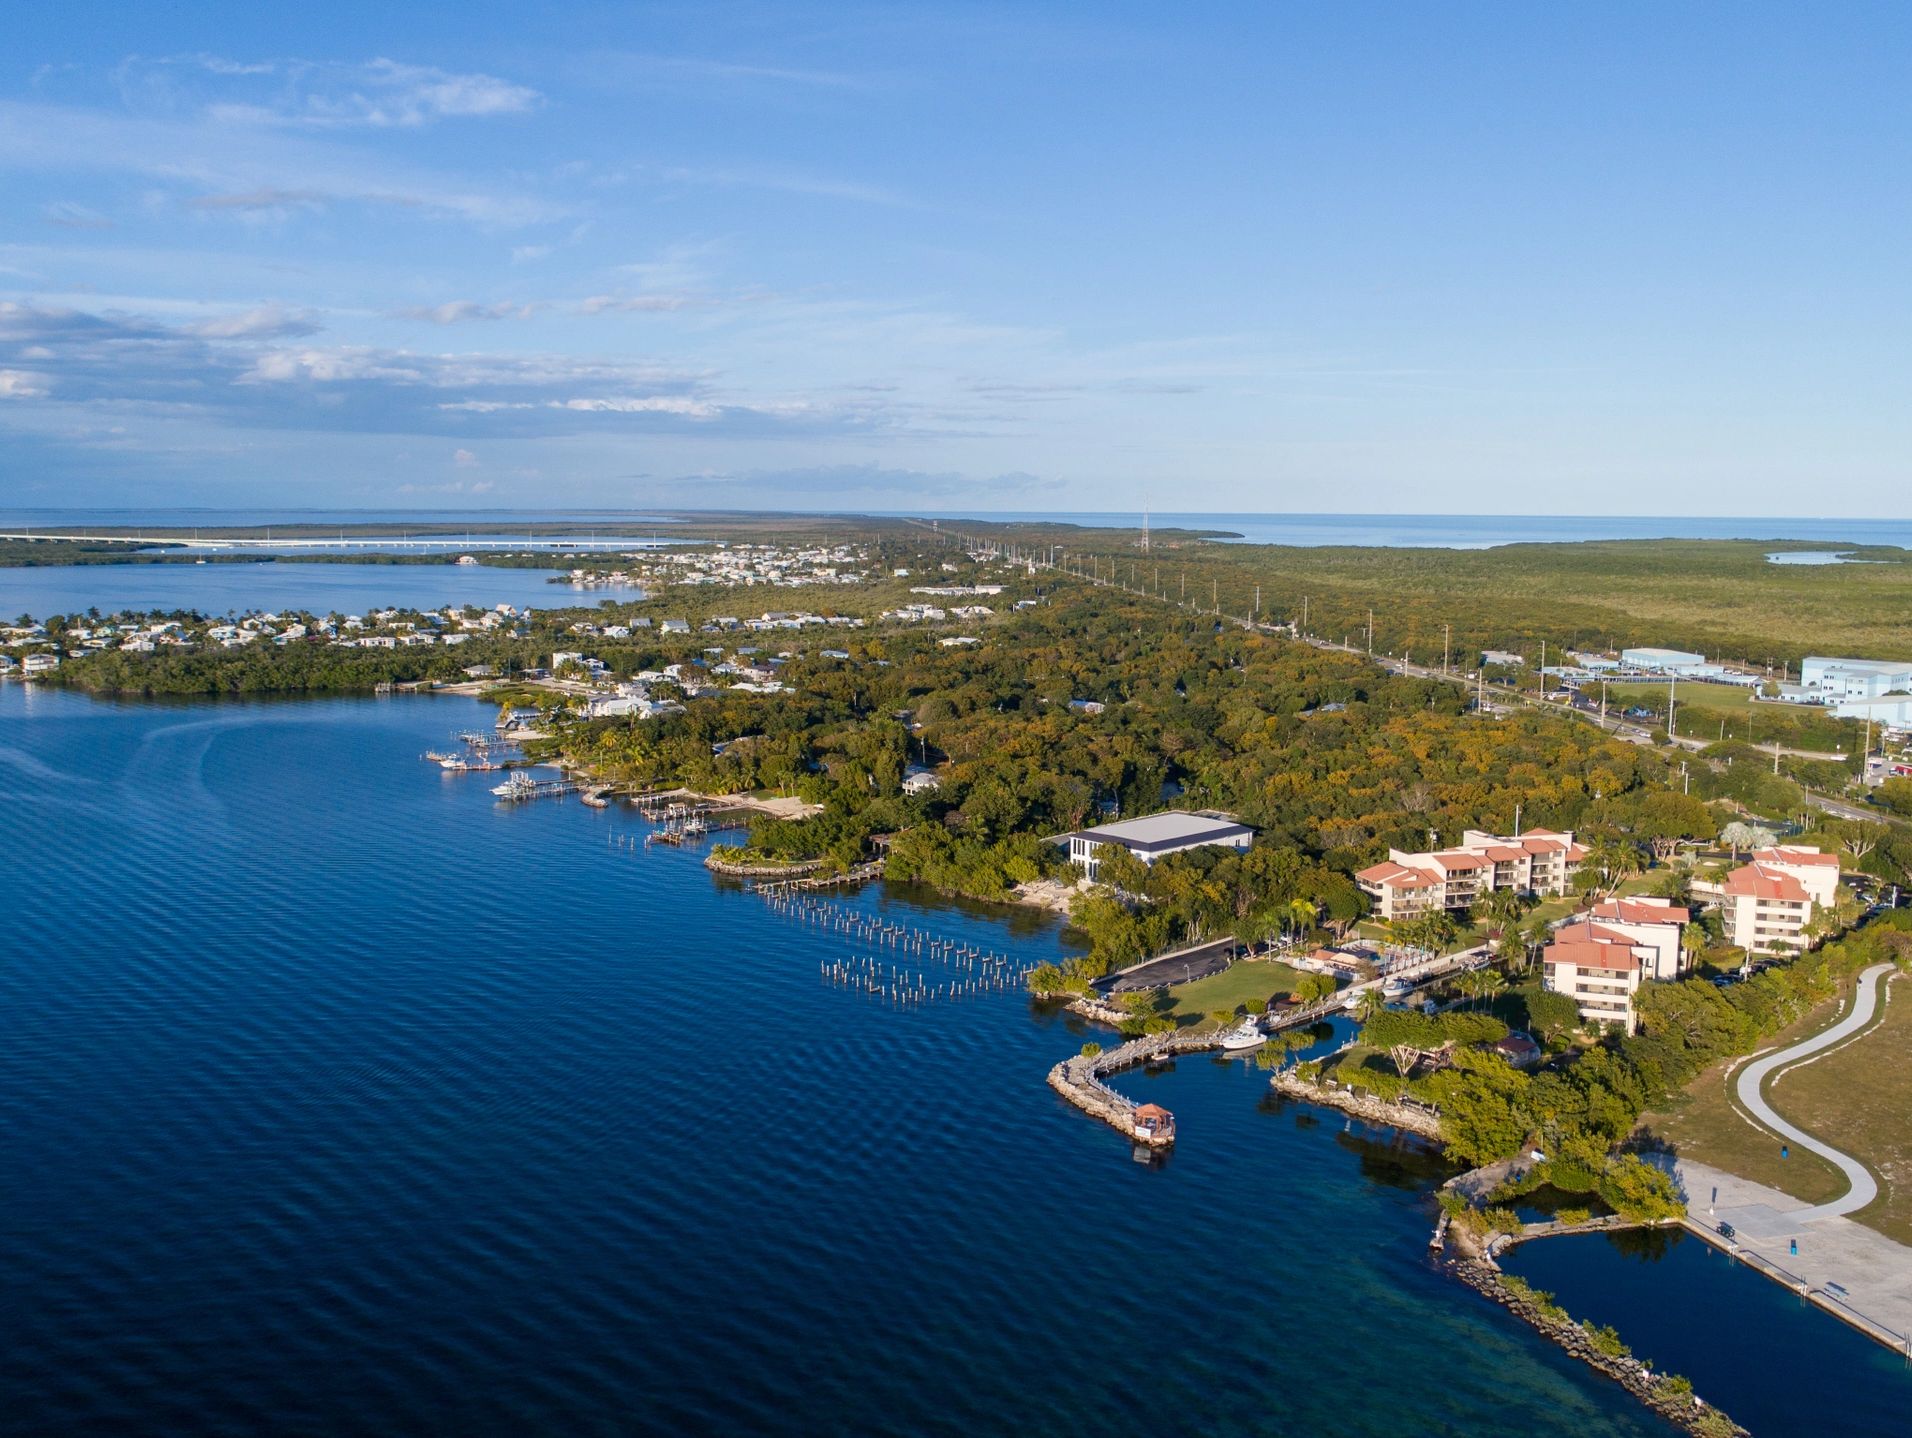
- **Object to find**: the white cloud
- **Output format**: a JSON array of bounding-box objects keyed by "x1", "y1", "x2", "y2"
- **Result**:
[
  {"x1": 453, "y1": 446, "x2": 479, "y2": 467},
  {"x1": 550, "y1": 396, "x2": 718, "y2": 418},
  {"x1": 0, "y1": 368, "x2": 50, "y2": 398}
]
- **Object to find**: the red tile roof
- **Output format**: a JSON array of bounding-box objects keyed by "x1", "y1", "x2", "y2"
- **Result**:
[
  {"x1": 1724, "y1": 863, "x2": 1809, "y2": 902},
  {"x1": 1546, "y1": 941, "x2": 1642, "y2": 973},
  {"x1": 1753, "y1": 846, "x2": 1838, "y2": 868},
  {"x1": 1590, "y1": 898, "x2": 1690, "y2": 925}
]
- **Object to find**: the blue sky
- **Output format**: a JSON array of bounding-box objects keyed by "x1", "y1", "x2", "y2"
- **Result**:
[{"x1": 2, "y1": 1, "x2": 1907, "y2": 514}]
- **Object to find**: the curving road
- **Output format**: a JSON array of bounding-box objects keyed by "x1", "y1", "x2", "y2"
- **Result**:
[{"x1": 1735, "y1": 962, "x2": 1896, "y2": 1222}]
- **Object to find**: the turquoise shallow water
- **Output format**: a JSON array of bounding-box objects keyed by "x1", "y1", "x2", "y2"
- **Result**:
[{"x1": 0, "y1": 682, "x2": 1893, "y2": 1435}]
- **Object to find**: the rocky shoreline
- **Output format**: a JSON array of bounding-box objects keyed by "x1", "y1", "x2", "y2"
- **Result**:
[{"x1": 1266, "y1": 1069, "x2": 1445, "y2": 1142}]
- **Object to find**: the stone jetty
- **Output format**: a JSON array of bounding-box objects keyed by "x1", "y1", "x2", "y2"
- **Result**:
[
  {"x1": 1448, "y1": 1258, "x2": 1748, "y2": 1436},
  {"x1": 1047, "y1": 1029, "x2": 1236, "y2": 1144}
]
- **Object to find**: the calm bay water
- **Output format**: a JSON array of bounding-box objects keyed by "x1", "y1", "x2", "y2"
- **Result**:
[
  {"x1": 1504, "y1": 1231, "x2": 1912, "y2": 1436},
  {"x1": 2, "y1": 682, "x2": 1667, "y2": 1438},
  {"x1": 4, "y1": 683, "x2": 1906, "y2": 1435},
  {"x1": 0, "y1": 562, "x2": 640, "y2": 622}
]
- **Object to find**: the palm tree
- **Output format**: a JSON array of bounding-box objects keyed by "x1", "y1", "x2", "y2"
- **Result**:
[
  {"x1": 1476, "y1": 969, "x2": 1507, "y2": 1011},
  {"x1": 1355, "y1": 987, "x2": 1387, "y2": 1023},
  {"x1": 1287, "y1": 897, "x2": 1320, "y2": 942},
  {"x1": 1680, "y1": 921, "x2": 1708, "y2": 969}
]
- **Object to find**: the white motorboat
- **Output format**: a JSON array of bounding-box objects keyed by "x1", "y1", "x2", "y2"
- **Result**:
[{"x1": 1219, "y1": 1017, "x2": 1266, "y2": 1051}]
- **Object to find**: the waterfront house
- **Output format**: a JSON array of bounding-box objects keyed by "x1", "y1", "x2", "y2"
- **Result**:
[
  {"x1": 1355, "y1": 829, "x2": 1586, "y2": 922},
  {"x1": 901, "y1": 766, "x2": 942, "y2": 796},
  {"x1": 1059, "y1": 811, "x2": 1253, "y2": 882}
]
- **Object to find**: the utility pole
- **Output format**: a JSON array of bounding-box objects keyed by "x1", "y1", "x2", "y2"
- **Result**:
[
  {"x1": 1668, "y1": 672, "x2": 1677, "y2": 740},
  {"x1": 1367, "y1": 609, "x2": 1373, "y2": 655},
  {"x1": 1253, "y1": 584, "x2": 1260, "y2": 620},
  {"x1": 1443, "y1": 624, "x2": 1451, "y2": 675},
  {"x1": 1302, "y1": 595, "x2": 1309, "y2": 636}
]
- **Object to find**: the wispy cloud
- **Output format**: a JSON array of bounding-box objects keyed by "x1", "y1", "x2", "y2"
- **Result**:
[
  {"x1": 120, "y1": 54, "x2": 542, "y2": 128},
  {"x1": 0, "y1": 99, "x2": 563, "y2": 226},
  {"x1": 192, "y1": 303, "x2": 321, "y2": 339},
  {"x1": 398, "y1": 300, "x2": 540, "y2": 324}
]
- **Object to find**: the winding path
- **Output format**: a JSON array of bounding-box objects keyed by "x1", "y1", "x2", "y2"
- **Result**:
[{"x1": 1734, "y1": 962, "x2": 1896, "y2": 1222}]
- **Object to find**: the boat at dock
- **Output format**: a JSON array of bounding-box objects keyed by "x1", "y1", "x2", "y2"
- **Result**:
[
  {"x1": 491, "y1": 771, "x2": 583, "y2": 801},
  {"x1": 1219, "y1": 1017, "x2": 1267, "y2": 1051}
]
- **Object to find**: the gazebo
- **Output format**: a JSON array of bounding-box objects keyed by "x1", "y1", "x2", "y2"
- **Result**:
[{"x1": 1132, "y1": 1103, "x2": 1176, "y2": 1143}]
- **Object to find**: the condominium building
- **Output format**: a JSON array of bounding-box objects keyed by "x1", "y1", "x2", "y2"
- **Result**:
[
  {"x1": 1541, "y1": 897, "x2": 1690, "y2": 1033},
  {"x1": 1355, "y1": 828, "x2": 1587, "y2": 922},
  {"x1": 1694, "y1": 846, "x2": 1841, "y2": 955}
]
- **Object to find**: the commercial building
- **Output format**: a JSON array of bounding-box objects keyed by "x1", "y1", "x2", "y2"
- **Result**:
[
  {"x1": 1620, "y1": 647, "x2": 1706, "y2": 673},
  {"x1": 1694, "y1": 846, "x2": 1841, "y2": 955},
  {"x1": 1541, "y1": 896, "x2": 1689, "y2": 1032},
  {"x1": 1060, "y1": 811, "x2": 1253, "y2": 882},
  {"x1": 1799, "y1": 656, "x2": 1912, "y2": 702},
  {"x1": 1355, "y1": 828, "x2": 1586, "y2": 922}
]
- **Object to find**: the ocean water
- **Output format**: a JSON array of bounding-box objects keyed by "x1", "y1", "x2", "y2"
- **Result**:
[
  {"x1": 0, "y1": 562, "x2": 640, "y2": 622},
  {"x1": 3, "y1": 683, "x2": 1904, "y2": 1435},
  {"x1": 907, "y1": 512, "x2": 1912, "y2": 549},
  {"x1": 10, "y1": 507, "x2": 1912, "y2": 552},
  {"x1": 0, "y1": 683, "x2": 1665, "y2": 1438}
]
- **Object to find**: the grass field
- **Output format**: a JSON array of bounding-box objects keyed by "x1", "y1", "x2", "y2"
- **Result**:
[
  {"x1": 1164, "y1": 958, "x2": 1307, "y2": 1019},
  {"x1": 1604, "y1": 681, "x2": 1758, "y2": 714},
  {"x1": 1067, "y1": 535, "x2": 1912, "y2": 671},
  {"x1": 1640, "y1": 973, "x2": 1912, "y2": 1245}
]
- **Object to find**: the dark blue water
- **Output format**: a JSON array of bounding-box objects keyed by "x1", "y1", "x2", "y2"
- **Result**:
[
  {"x1": 0, "y1": 685, "x2": 1765, "y2": 1435},
  {"x1": 0, "y1": 562, "x2": 639, "y2": 623},
  {"x1": 1504, "y1": 1231, "x2": 1912, "y2": 1436}
]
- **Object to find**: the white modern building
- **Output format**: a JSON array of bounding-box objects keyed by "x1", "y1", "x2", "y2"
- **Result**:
[
  {"x1": 1355, "y1": 829, "x2": 1587, "y2": 922},
  {"x1": 1620, "y1": 647, "x2": 1706, "y2": 673},
  {"x1": 1694, "y1": 845, "x2": 1842, "y2": 955},
  {"x1": 1061, "y1": 811, "x2": 1253, "y2": 881},
  {"x1": 1799, "y1": 656, "x2": 1912, "y2": 702}
]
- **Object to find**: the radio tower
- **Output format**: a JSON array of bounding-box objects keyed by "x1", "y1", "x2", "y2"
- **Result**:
[{"x1": 1142, "y1": 507, "x2": 1150, "y2": 553}]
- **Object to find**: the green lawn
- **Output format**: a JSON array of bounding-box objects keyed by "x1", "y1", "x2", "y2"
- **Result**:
[
  {"x1": 1605, "y1": 681, "x2": 1759, "y2": 714},
  {"x1": 1163, "y1": 959, "x2": 1308, "y2": 1019}
]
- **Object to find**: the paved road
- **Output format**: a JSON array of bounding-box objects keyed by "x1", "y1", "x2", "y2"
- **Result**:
[{"x1": 1736, "y1": 962, "x2": 1897, "y2": 1222}]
